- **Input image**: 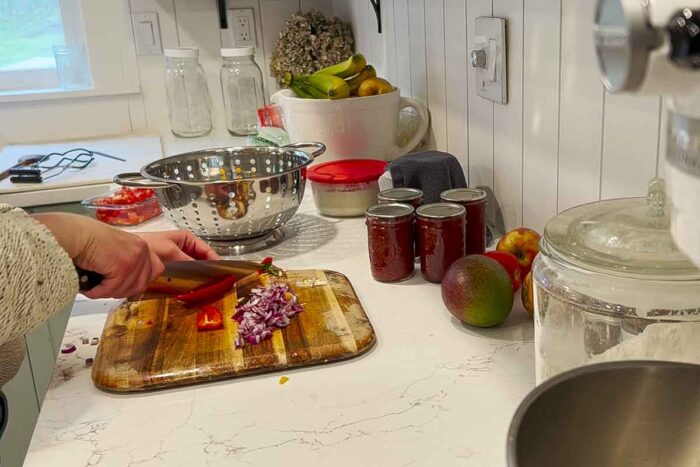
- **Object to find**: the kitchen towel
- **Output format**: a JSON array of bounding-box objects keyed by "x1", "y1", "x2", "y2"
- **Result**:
[{"x1": 388, "y1": 151, "x2": 467, "y2": 203}]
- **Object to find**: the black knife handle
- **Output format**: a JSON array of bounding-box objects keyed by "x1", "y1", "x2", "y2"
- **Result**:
[
  {"x1": 76, "y1": 267, "x2": 103, "y2": 291},
  {"x1": 9, "y1": 168, "x2": 41, "y2": 176},
  {"x1": 10, "y1": 175, "x2": 42, "y2": 183}
]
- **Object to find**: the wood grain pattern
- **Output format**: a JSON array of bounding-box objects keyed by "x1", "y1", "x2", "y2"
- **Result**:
[{"x1": 92, "y1": 270, "x2": 375, "y2": 392}]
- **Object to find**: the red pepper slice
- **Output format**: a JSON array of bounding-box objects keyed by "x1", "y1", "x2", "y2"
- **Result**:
[
  {"x1": 196, "y1": 305, "x2": 223, "y2": 331},
  {"x1": 175, "y1": 275, "x2": 238, "y2": 304},
  {"x1": 257, "y1": 257, "x2": 274, "y2": 275}
]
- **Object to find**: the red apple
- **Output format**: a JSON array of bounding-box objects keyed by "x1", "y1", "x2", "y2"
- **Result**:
[
  {"x1": 496, "y1": 228, "x2": 541, "y2": 276},
  {"x1": 484, "y1": 250, "x2": 522, "y2": 292}
]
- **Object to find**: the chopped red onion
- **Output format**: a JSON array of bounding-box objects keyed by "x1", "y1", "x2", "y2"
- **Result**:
[
  {"x1": 61, "y1": 343, "x2": 76, "y2": 354},
  {"x1": 233, "y1": 283, "x2": 303, "y2": 348}
]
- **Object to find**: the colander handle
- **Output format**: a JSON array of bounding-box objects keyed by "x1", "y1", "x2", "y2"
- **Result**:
[
  {"x1": 113, "y1": 172, "x2": 174, "y2": 188},
  {"x1": 284, "y1": 142, "x2": 326, "y2": 159}
]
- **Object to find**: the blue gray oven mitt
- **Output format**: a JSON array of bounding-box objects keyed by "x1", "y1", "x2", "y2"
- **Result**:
[{"x1": 388, "y1": 151, "x2": 468, "y2": 204}]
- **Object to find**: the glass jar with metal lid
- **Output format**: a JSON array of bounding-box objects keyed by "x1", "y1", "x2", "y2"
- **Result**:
[
  {"x1": 440, "y1": 188, "x2": 487, "y2": 254},
  {"x1": 366, "y1": 203, "x2": 416, "y2": 282},
  {"x1": 416, "y1": 203, "x2": 466, "y2": 283},
  {"x1": 377, "y1": 188, "x2": 424, "y2": 209},
  {"x1": 533, "y1": 179, "x2": 700, "y2": 384},
  {"x1": 379, "y1": 188, "x2": 424, "y2": 258}
]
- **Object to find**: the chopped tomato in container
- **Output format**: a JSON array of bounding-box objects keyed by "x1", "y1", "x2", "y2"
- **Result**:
[{"x1": 82, "y1": 187, "x2": 162, "y2": 226}]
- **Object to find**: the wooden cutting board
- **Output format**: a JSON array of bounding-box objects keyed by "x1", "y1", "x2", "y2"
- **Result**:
[{"x1": 92, "y1": 270, "x2": 375, "y2": 392}]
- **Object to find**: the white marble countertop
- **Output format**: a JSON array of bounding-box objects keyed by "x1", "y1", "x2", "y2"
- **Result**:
[{"x1": 24, "y1": 189, "x2": 535, "y2": 467}]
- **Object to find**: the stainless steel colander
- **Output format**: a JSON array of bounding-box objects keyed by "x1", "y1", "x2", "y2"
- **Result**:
[{"x1": 114, "y1": 142, "x2": 325, "y2": 241}]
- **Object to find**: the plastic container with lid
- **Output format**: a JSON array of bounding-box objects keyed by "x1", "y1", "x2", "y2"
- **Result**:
[
  {"x1": 308, "y1": 159, "x2": 386, "y2": 217},
  {"x1": 533, "y1": 179, "x2": 700, "y2": 384},
  {"x1": 366, "y1": 203, "x2": 415, "y2": 282},
  {"x1": 220, "y1": 47, "x2": 265, "y2": 136},
  {"x1": 164, "y1": 48, "x2": 213, "y2": 137},
  {"x1": 82, "y1": 187, "x2": 162, "y2": 226},
  {"x1": 416, "y1": 203, "x2": 466, "y2": 283}
]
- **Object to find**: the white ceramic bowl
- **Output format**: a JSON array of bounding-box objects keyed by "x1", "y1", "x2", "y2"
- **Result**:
[{"x1": 271, "y1": 88, "x2": 429, "y2": 163}]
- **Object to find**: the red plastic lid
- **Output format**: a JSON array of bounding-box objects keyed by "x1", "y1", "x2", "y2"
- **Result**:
[{"x1": 308, "y1": 159, "x2": 387, "y2": 185}]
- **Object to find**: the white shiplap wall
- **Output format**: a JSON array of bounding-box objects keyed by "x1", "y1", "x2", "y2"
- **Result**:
[
  {"x1": 345, "y1": 0, "x2": 664, "y2": 233},
  {"x1": 131, "y1": 0, "x2": 346, "y2": 142},
  {"x1": 0, "y1": 0, "x2": 346, "y2": 145}
]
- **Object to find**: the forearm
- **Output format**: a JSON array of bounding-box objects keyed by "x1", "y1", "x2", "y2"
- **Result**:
[
  {"x1": 31, "y1": 212, "x2": 92, "y2": 259},
  {"x1": 0, "y1": 205, "x2": 78, "y2": 347}
]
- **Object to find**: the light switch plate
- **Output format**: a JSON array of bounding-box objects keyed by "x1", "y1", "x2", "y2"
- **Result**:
[
  {"x1": 473, "y1": 17, "x2": 507, "y2": 104},
  {"x1": 132, "y1": 12, "x2": 162, "y2": 56}
]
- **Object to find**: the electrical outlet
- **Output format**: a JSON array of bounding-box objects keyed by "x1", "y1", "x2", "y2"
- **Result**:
[{"x1": 230, "y1": 8, "x2": 256, "y2": 47}]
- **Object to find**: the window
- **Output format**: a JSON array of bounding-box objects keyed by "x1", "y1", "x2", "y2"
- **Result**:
[
  {"x1": 0, "y1": 0, "x2": 90, "y2": 93},
  {"x1": 0, "y1": 0, "x2": 139, "y2": 101}
]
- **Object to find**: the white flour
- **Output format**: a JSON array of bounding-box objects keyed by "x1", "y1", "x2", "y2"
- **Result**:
[{"x1": 592, "y1": 322, "x2": 700, "y2": 364}]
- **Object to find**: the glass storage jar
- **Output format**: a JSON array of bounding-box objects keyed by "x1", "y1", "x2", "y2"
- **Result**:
[
  {"x1": 440, "y1": 188, "x2": 488, "y2": 255},
  {"x1": 366, "y1": 203, "x2": 415, "y2": 282},
  {"x1": 533, "y1": 179, "x2": 700, "y2": 384},
  {"x1": 220, "y1": 47, "x2": 265, "y2": 136},
  {"x1": 164, "y1": 48, "x2": 213, "y2": 137},
  {"x1": 416, "y1": 203, "x2": 466, "y2": 283}
]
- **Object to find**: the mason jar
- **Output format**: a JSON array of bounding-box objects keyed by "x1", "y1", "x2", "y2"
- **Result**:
[
  {"x1": 220, "y1": 47, "x2": 265, "y2": 136},
  {"x1": 164, "y1": 48, "x2": 213, "y2": 137},
  {"x1": 416, "y1": 203, "x2": 466, "y2": 283},
  {"x1": 365, "y1": 203, "x2": 416, "y2": 283}
]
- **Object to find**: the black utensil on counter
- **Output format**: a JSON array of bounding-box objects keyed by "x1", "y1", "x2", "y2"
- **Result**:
[{"x1": 0, "y1": 154, "x2": 45, "y2": 182}]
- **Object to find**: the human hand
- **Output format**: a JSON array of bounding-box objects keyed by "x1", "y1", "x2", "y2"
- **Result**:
[
  {"x1": 33, "y1": 213, "x2": 165, "y2": 299},
  {"x1": 137, "y1": 230, "x2": 220, "y2": 262}
]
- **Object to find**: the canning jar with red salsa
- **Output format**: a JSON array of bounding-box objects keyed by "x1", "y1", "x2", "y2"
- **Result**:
[
  {"x1": 440, "y1": 188, "x2": 487, "y2": 255},
  {"x1": 377, "y1": 188, "x2": 424, "y2": 209},
  {"x1": 378, "y1": 188, "x2": 423, "y2": 257},
  {"x1": 366, "y1": 203, "x2": 415, "y2": 282},
  {"x1": 416, "y1": 203, "x2": 466, "y2": 283}
]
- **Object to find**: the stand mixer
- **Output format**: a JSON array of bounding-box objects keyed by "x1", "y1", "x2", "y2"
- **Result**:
[{"x1": 594, "y1": 0, "x2": 700, "y2": 266}]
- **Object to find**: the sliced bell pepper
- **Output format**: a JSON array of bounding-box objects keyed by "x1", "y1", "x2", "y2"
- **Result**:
[
  {"x1": 175, "y1": 275, "x2": 238, "y2": 304},
  {"x1": 196, "y1": 305, "x2": 223, "y2": 331}
]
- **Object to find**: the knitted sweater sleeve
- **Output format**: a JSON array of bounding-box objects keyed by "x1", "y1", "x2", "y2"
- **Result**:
[{"x1": 0, "y1": 204, "x2": 78, "y2": 347}]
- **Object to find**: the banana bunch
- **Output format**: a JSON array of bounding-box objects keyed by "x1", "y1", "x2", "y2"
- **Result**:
[
  {"x1": 284, "y1": 53, "x2": 395, "y2": 100},
  {"x1": 283, "y1": 72, "x2": 350, "y2": 100}
]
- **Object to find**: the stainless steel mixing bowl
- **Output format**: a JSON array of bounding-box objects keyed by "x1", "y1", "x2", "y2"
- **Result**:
[
  {"x1": 508, "y1": 361, "x2": 700, "y2": 467},
  {"x1": 114, "y1": 142, "x2": 325, "y2": 241}
]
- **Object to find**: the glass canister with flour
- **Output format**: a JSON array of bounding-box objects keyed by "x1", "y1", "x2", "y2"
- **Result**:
[{"x1": 533, "y1": 179, "x2": 700, "y2": 384}]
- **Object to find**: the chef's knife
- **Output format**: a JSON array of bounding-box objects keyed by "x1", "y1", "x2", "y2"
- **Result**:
[{"x1": 77, "y1": 259, "x2": 280, "y2": 300}]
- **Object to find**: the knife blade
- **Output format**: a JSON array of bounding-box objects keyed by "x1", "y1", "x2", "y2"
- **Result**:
[{"x1": 78, "y1": 259, "x2": 280, "y2": 300}]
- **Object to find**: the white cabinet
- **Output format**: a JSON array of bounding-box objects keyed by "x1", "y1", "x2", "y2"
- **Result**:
[{"x1": 0, "y1": 305, "x2": 72, "y2": 466}]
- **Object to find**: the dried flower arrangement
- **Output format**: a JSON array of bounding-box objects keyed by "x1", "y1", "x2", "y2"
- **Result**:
[{"x1": 269, "y1": 9, "x2": 354, "y2": 87}]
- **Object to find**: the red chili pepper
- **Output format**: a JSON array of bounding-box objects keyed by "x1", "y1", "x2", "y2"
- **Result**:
[
  {"x1": 257, "y1": 257, "x2": 274, "y2": 275},
  {"x1": 175, "y1": 275, "x2": 238, "y2": 304},
  {"x1": 196, "y1": 305, "x2": 223, "y2": 331}
]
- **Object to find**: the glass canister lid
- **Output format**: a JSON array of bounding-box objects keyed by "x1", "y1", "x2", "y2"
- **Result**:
[{"x1": 542, "y1": 179, "x2": 700, "y2": 279}]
